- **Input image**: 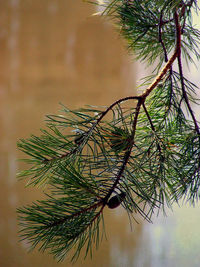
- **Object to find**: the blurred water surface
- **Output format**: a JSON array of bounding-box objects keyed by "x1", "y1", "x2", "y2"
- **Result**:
[{"x1": 0, "y1": 1, "x2": 200, "y2": 267}]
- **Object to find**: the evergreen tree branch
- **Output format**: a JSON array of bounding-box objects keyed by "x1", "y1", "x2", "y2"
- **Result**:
[{"x1": 17, "y1": 0, "x2": 200, "y2": 262}]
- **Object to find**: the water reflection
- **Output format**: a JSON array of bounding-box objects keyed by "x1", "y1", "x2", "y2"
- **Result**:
[
  {"x1": 134, "y1": 204, "x2": 200, "y2": 267},
  {"x1": 1, "y1": 1, "x2": 200, "y2": 267}
]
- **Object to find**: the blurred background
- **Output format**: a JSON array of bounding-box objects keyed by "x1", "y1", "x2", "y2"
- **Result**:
[{"x1": 0, "y1": 0, "x2": 200, "y2": 266}]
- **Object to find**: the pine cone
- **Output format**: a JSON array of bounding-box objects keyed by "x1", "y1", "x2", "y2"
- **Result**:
[{"x1": 107, "y1": 192, "x2": 126, "y2": 209}]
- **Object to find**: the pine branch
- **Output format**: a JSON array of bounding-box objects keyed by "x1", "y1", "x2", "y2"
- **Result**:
[{"x1": 17, "y1": 0, "x2": 200, "y2": 262}]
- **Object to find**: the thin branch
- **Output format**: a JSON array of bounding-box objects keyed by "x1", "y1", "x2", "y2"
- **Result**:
[
  {"x1": 142, "y1": 102, "x2": 163, "y2": 156},
  {"x1": 175, "y1": 11, "x2": 200, "y2": 135},
  {"x1": 102, "y1": 98, "x2": 143, "y2": 205},
  {"x1": 141, "y1": 50, "x2": 178, "y2": 99},
  {"x1": 94, "y1": 96, "x2": 141, "y2": 125},
  {"x1": 142, "y1": 102, "x2": 155, "y2": 131},
  {"x1": 177, "y1": 55, "x2": 199, "y2": 135},
  {"x1": 43, "y1": 96, "x2": 141, "y2": 163},
  {"x1": 141, "y1": 10, "x2": 182, "y2": 99},
  {"x1": 48, "y1": 200, "x2": 104, "y2": 227},
  {"x1": 158, "y1": 11, "x2": 168, "y2": 63},
  {"x1": 158, "y1": 11, "x2": 174, "y2": 116}
]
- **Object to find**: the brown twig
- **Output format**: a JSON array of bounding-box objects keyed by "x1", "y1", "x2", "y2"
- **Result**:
[
  {"x1": 158, "y1": 9, "x2": 175, "y2": 119},
  {"x1": 48, "y1": 200, "x2": 104, "y2": 227},
  {"x1": 158, "y1": 11, "x2": 168, "y2": 63},
  {"x1": 174, "y1": 9, "x2": 200, "y2": 135},
  {"x1": 103, "y1": 98, "x2": 143, "y2": 204}
]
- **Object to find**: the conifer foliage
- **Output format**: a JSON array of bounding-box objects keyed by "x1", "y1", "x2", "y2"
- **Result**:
[{"x1": 17, "y1": 0, "x2": 200, "y2": 262}]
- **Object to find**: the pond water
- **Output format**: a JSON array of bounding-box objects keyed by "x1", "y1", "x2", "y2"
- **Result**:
[{"x1": 0, "y1": 1, "x2": 200, "y2": 266}]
